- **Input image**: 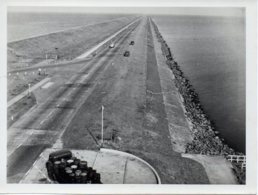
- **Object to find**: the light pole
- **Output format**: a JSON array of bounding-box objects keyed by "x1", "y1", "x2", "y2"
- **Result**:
[
  {"x1": 101, "y1": 105, "x2": 104, "y2": 147},
  {"x1": 28, "y1": 83, "x2": 31, "y2": 96}
]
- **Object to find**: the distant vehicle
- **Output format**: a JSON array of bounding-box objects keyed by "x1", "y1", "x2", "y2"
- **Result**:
[
  {"x1": 124, "y1": 51, "x2": 130, "y2": 57},
  {"x1": 109, "y1": 43, "x2": 115, "y2": 48},
  {"x1": 129, "y1": 41, "x2": 135, "y2": 45}
]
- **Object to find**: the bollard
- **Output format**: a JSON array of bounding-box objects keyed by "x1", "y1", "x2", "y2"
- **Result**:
[
  {"x1": 74, "y1": 158, "x2": 80, "y2": 166},
  {"x1": 79, "y1": 161, "x2": 88, "y2": 171},
  {"x1": 71, "y1": 165, "x2": 77, "y2": 172},
  {"x1": 69, "y1": 173, "x2": 75, "y2": 183},
  {"x1": 67, "y1": 159, "x2": 74, "y2": 166},
  {"x1": 53, "y1": 161, "x2": 61, "y2": 181},
  {"x1": 46, "y1": 150, "x2": 102, "y2": 184},
  {"x1": 81, "y1": 172, "x2": 87, "y2": 183},
  {"x1": 65, "y1": 169, "x2": 72, "y2": 183},
  {"x1": 46, "y1": 161, "x2": 55, "y2": 180}
]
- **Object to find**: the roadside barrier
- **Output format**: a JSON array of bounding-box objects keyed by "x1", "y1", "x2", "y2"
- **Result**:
[{"x1": 227, "y1": 155, "x2": 246, "y2": 170}]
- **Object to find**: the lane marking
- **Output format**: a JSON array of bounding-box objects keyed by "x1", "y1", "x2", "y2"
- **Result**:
[
  {"x1": 76, "y1": 17, "x2": 141, "y2": 59},
  {"x1": 39, "y1": 110, "x2": 55, "y2": 125},
  {"x1": 41, "y1": 82, "x2": 54, "y2": 89}
]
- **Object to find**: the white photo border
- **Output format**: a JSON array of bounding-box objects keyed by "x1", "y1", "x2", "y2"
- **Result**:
[{"x1": 0, "y1": 0, "x2": 257, "y2": 194}]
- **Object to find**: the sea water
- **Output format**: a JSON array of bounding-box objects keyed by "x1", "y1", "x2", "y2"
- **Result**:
[{"x1": 153, "y1": 15, "x2": 245, "y2": 153}]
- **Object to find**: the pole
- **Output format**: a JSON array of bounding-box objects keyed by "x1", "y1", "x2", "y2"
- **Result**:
[
  {"x1": 28, "y1": 83, "x2": 31, "y2": 96},
  {"x1": 101, "y1": 105, "x2": 104, "y2": 146}
]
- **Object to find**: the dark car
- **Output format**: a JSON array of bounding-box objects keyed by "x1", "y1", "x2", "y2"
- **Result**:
[
  {"x1": 129, "y1": 41, "x2": 135, "y2": 45},
  {"x1": 124, "y1": 51, "x2": 130, "y2": 57}
]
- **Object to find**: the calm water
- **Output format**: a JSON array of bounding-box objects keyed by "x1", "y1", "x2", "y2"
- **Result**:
[
  {"x1": 153, "y1": 15, "x2": 245, "y2": 153},
  {"x1": 7, "y1": 12, "x2": 128, "y2": 42}
]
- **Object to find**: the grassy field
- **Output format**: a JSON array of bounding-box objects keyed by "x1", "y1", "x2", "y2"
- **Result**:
[{"x1": 7, "y1": 16, "x2": 136, "y2": 71}]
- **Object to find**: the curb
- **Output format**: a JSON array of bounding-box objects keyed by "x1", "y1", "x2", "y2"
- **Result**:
[{"x1": 100, "y1": 148, "x2": 161, "y2": 184}]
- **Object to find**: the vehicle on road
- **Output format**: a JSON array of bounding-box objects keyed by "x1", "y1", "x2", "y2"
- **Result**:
[
  {"x1": 123, "y1": 51, "x2": 130, "y2": 57},
  {"x1": 109, "y1": 43, "x2": 115, "y2": 48},
  {"x1": 129, "y1": 41, "x2": 135, "y2": 45}
]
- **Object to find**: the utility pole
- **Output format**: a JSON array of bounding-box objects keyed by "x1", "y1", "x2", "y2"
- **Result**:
[
  {"x1": 28, "y1": 83, "x2": 31, "y2": 96},
  {"x1": 101, "y1": 105, "x2": 104, "y2": 147}
]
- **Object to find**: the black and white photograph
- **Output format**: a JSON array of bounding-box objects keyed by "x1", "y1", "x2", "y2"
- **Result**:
[{"x1": 0, "y1": 0, "x2": 257, "y2": 194}]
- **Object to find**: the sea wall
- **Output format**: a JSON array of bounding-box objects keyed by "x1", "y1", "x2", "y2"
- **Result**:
[{"x1": 150, "y1": 19, "x2": 239, "y2": 156}]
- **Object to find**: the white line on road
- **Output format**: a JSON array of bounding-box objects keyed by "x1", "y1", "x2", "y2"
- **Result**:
[
  {"x1": 76, "y1": 17, "x2": 141, "y2": 59},
  {"x1": 39, "y1": 110, "x2": 55, "y2": 125},
  {"x1": 41, "y1": 82, "x2": 54, "y2": 89}
]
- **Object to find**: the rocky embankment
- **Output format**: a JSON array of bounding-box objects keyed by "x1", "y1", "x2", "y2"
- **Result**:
[{"x1": 150, "y1": 19, "x2": 240, "y2": 156}]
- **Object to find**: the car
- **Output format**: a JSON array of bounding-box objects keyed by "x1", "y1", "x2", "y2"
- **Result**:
[
  {"x1": 109, "y1": 43, "x2": 115, "y2": 48},
  {"x1": 123, "y1": 51, "x2": 130, "y2": 57},
  {"x1": 129, "y1": 41, "x2": 135, "y2": 45}
]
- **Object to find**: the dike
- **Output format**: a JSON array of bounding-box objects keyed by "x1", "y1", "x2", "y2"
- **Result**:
[{"x1": 150, "y1": 19, "x2": 240, "y2": 157}]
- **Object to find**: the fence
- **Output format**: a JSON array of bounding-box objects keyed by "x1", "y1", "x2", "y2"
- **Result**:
[{"x1": 226, "y1": 155, "x2": 246, "y2": 170}]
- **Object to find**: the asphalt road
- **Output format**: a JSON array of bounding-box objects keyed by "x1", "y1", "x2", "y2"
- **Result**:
[
  {"x1": 7, "y1": 19, "x2": 141, "y2": 183},
  {"x1": 7, "y1": 17, "x2": 209, "y2": 184}
]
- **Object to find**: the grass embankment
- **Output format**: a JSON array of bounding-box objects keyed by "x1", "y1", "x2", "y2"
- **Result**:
[
  {"x1": 7, "y1": 16, "x2": 137, "y2": 71},
  {"x1": 8, "y1": 73, "x2": 47, "y2": 101},
  {"x1": 151, "y1": 18, "x2": 245, "y2": 184},
  {"x1": 7, "y1": 16, "x2": 137, "y2": 126},
  {"x1": 8, "y1": 94, "x2": 36, "y2": 127},
  {"x1": 7, "y1": 72, "x2": 48, "y2": 127}
]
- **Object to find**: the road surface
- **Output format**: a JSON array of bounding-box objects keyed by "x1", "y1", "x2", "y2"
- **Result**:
[
  {"x1": 7, "y1": 19, "x2": 140, "y2": 183},
  {"x1": 7, "y1": 17, "x2": 210, "y2": 184}
]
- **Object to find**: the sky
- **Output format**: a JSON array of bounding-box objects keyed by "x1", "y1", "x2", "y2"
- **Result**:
[{"x1": 8, "y1": 6, "x2": 245, "y2": 17}]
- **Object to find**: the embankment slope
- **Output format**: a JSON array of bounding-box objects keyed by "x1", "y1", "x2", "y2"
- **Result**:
[{"x1": 8, "y1": 16, "x2": 137, "y2": 70}]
